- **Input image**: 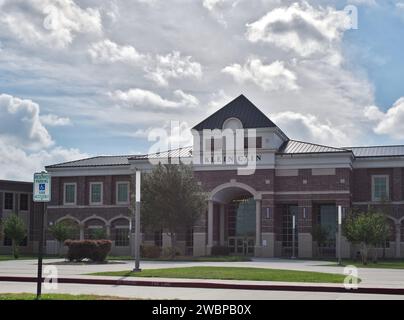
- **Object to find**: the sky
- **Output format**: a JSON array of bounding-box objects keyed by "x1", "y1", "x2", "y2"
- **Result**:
[{"x1": 0, "y1": 0, "x2": 404, "y2": 181}]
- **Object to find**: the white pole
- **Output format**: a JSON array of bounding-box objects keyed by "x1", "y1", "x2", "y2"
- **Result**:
[
  {"x1": 292, "y1": 214, "x2": 296, "y2": 259},
  {"x1": 134, "y1": 170, "x2": 142, "y2": 272},
  {"x1": 337, "y1": 205, "x2": 342, "y2": 266}
]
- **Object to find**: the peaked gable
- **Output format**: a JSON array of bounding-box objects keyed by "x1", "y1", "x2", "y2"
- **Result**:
[{"x1": 193, "y1": 94, "x2": 277, "y2": 131}]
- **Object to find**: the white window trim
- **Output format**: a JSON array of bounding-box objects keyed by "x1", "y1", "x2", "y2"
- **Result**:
[
  {"x1": 64, "y1": 183, "x2": 77, "y2": 205},
  {"x1": 116, "y1": 181, "x2": 130, "y2": 205},
  {"x1": 89, "y1": 182, "x2": 103, "y2": 205},
  {"x1": 372, "y1": 175, "x2": 389, "y2": 202}
]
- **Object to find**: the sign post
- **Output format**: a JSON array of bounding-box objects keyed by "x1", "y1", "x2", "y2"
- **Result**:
[{"x1": 33, "y1": 172, "x2": 51, "y2": 299}]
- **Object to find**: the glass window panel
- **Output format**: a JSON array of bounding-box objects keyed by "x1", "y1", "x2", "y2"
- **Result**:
[
  {"x1": 91, "y1": 183, "x2": 102, "y2": 204},
  {"x1": 65, "y1": 184, "x2": 76, "y2": 204},
  {"x1": 117, "y1": 183, "x2": 128, "y2": 203}
]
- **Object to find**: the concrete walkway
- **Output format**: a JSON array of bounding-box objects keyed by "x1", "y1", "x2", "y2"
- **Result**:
[{"x1": 1, "y1": 258, "x2": 404, "y2": 288}]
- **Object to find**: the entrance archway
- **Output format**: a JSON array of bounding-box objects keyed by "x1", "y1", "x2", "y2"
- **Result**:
[{"x1": 207, "y1": 182, "x2": 261, "y2": 256}]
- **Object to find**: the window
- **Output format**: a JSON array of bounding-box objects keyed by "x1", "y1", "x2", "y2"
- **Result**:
[
  {"x1": 116, "y1": 182, "x2": 129, "y2": 204},
  {"x1": 90, "y1": 182, "x2": 103, "y2": 205},
  {"x1": 4, "y1": 193, "x2": 13, "y2": 210},
  {"x1": 3, "y1": 236, "x2": 12, "y2": 246},
  {"x1": 114, "y1": 227, "x2": 129, "y2": 246},
  {"x1": 64, "y1": 183, "x2": 77, "y2": 205},
  {"x1": 244, "y1": 136, "x2": 262, "y2": 149},
  {"x1": 372, "y1": 175, "x2": 389, "y2": 201},
  {"x1": 19, "y1": 194, "x2": 29, "y2": 211}
]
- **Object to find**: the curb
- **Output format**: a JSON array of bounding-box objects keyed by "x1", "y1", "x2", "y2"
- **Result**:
[{"x1": 1, "y1": 276, "x2": 404, "y2": 295}]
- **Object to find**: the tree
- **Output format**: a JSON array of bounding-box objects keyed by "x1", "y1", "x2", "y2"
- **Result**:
[
  {"x1": 3, "y1": 214, "x2": 27, "y2": 259},
  {"x1": 141, "y1": 163, "x2": 207, "y2": 258},
  {"x1": 343, "y1": 209, "x2": 389, "y2": 265},
  {"x1": 49, "y1": 221, "x2": 78, "y2": 255}
]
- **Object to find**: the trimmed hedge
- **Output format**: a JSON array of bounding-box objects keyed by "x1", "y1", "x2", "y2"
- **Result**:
[
  {"x1": 211, "y1": 245, "x2": 230, "y2": 256},
  {"x1": 64, "y1": 240, "x2": 112, "y2": 262}
]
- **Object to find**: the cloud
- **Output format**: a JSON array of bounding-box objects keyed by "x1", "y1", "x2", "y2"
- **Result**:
[
  {"x1": 0, "y1": 93, "x2": 87, "y2": 181},
  {"x1": 271, "y1": 111, "x2": 350, "y2": 146},
  {"x1": 88, "y1": 39, "x2": 146, "y2": 64},
  {"x1": 109, "y1": 88, "x2": 199, "y2": 110},
  {"x1": 145, "y1": 51, "x2": 203, "y2": 87},
  {"x1": 40, "y1": 114, "x2": 72, "y2": 127},
  {"x1": 367, "y1": 98, "x2": 404, "y2": 139},
  {"x1": 0, "y1": 0, "x2": 102, "y2": 49},
  {"x1": 88, "y1": 41, "x2": 202, "y2": 87},
  {"x1": 246, "y1": 1, "x2": 349, "y2": 62},
  {"x1": 222, "y1": 58, "x2": 298, "y2": 91},
  {"x1": 0, "y1": 94, "x2": 53, "y2": 150}
]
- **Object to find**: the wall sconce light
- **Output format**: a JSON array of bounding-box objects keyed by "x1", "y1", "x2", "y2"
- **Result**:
[{"x1": 303, "y1": 207, "x2": 307, "y2": 219}]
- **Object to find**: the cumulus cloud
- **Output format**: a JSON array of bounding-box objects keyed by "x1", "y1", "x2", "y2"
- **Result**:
[
  {"x1": 0, "y1": 94, "x2": 53, "y2": 150},
  {"x1": 0, "y1": 93, "x2": 87, "y2": 181},
  {"x1": 40, "y1": 114, "x2": 72, "y2": 127},
  {"x1": 246, "y1": 1, "x2": 349, "y2": 63},
  {"x1": 109, "y1": 88, "x2": 199, "y2": 110},
  {"x1": 222, "y1": 58, "x2": 298, "y2": 91},
  {"x1": 271, "y1": 111, "x2": 350, "y2": 147},
  {"x1": 145, "y1": 51, "x2": 203, "y2": 87},
  {"x1": 88, "y1": 41, "x2": 202, "y2": 86},
  {"x1": 88, "y1": 39, "x2": 146, "y2": 64},
  {"x1": 367, "y1": 98, "x2": 404, "y2": 139},
  {"x1": 0, "y1": 0, "x2": 102, "y2": 49}
]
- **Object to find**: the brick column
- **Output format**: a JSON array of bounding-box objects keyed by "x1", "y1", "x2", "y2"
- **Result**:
[
  {"x1": 254, "y1": 199, "x2": 262, "y2": 257},
  {"x1": 336, "y1": 200, "x2": 351, "y2": 258},
  {"x1": 298, "y1": 200, "x2": 312, "y2": 258},
  {"x1": 207, "y1": 200, "x2": 214, "y2": 255},
  {"x1": 193, "y1": 205, "x2": 207, "y2": 257},
  {"x1": 219, "y1": 204, "x2": 225, "y2": 246},
  {"x1": 261, "y1": 195, "x2": 275, "y2": 257},
  {"x1": 395, "y1": 223, "x2": 401, "y2": 258}
]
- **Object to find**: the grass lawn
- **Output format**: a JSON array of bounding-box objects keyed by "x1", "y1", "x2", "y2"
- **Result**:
[
  {"x1": 324, "y1": 259, "x2": 404, "y2": 269},
  {"x1": 91, "y1": 266, "x2": 355, "y2": 283},
  {"x1": 0, "y1": 293, "x2": 131, "y2": 300},
  {"x1": 107, "y1": 255, "x2": 251, "y2": 262},
  {"x1": 0, "y1": 255, "x2": 58, "y2": 261}
]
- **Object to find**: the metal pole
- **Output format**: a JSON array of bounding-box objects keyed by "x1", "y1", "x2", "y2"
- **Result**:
[
  {"x1": 36, "y1": 202, "x2": 46, "y2": 299},
  {"x1": 133, "y1": 170, "x2": 141, "y2": 272},
  {"x1": 338, "y1": 205, "x2": 342, "y2": 266},
  {"x1": 292, "y1": 214, "x2": 296, "y2": 259}
]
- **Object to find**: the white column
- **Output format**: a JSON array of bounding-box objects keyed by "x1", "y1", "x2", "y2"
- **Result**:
[
  {"x1": 79, "y1": 223, "x2": 84, "y2": 240},
  {"x1": 395, "y1": 223, "x2": 401, "y2": 258},
  {"x1": 207, "y1": 200, "x2": 214, "y2": 254},
  {"x1": 220, "y1": 204, "x2": 225, "y2": 246},
  {"x1": 255, "y1": 199, "x2": 262, "y2": 253}
]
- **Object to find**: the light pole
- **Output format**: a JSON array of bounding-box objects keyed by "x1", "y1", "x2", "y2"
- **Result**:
[
  {"x1": 291, "y1": 214, "x2": 296, "y2": 259},
  {"x1": 337, "y1": 205, "x2": 342, "y2": 266},
  {"x1": 133, "y1": 170, "x2": 142, "y2": 272}
]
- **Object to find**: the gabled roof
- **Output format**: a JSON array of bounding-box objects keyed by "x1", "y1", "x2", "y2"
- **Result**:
[
  {"x1": 193, "y1": 94, "x2": 278, "y2": 131},
  {"x1": 278, "y1": 140, "x2": 350, "y2": 155},
  {"x1": 46, "y1": 155, "x2": 138, "y2": 169},
  {"x1": 345, "y1": 145, "x2": 404, "y2": 158}
]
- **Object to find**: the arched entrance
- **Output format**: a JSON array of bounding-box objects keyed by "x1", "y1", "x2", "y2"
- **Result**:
[{"x1": 207, "y1": 182, "x2": 261, "y2": 256}]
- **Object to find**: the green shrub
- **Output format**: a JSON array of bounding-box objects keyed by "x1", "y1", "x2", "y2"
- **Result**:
[
  {"x1": 140, "y1": 245, "x2": 161, "y2": 258},
  {"x1": 64, "y1": 240, "x2": 112, "y2": 262},
  {"x1": 211, "y1": 245, "x2": 230, "y2": 256},
  {"x1": 162, "y1": 246, "x2": 181, "y2": 258}
]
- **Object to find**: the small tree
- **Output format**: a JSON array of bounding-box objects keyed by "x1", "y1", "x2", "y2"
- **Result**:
[
  {"x1": 89, "y1": 228, "x2": 107, "y2": 240},
  {"x1": 311, "y1": 224, "x2": 329, "y2": 257},
  {"x1": 3, "y1": 214, "x2": 27, "y2": 259},
  {"x1": 49, "y1": 221, "x2": 78, "y2": 255},
  {"x1": 141, "y1": 163, "x2": 207, "y2": 258},
  {"x1": 343, "y1": 209, "x2": 389, "y2": 265}
]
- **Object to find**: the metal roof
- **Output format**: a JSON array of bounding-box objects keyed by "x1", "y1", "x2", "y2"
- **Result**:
[
  {"x1": 130, "y1": 147, "x2": 193, "y2": 160},
  {"x1": 46, "y1": 155, "x2": 137, "y2": 169},
  {"x1": 278, "y1": 140, "x2": 349, "y2": 155},
  {"x1": 345, "y1": 145, "x2": 404, "y2": 158},
  {"x1": 192, "y1": 95, "x2": 278, "y2": 131}
]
